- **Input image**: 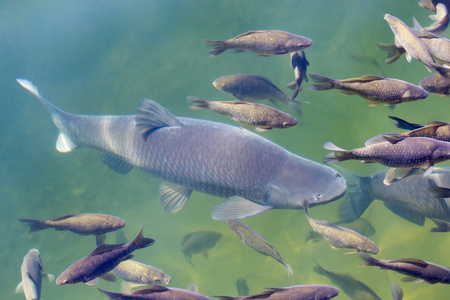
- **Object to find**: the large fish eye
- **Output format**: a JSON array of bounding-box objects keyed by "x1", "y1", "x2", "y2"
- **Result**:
[
  {"x1": 314, "y1": 193, "x2": 322, "y2": 201},
  {"x1": 153, "y1": 278, "x2": 161, "y2": 283},
  {"x1": 282, "y1": 122, "x2": 290, "y2": 127}
]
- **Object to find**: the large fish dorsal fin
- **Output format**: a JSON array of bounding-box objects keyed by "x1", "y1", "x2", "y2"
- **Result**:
[
  {"x1": 89, "y1": 243, "x2": 124, "y2": 256},
  {"x1": 382, "y1": 134, "x2": 405, "y2": 144},
  {"x1": 341, "y1": 75, "x2": 385, "y2": 83},
  {"x1": 390, "y1": 258, "x2": 428, "y2": 268},
  {"x1": 135, "y1": 99, "x2": 184, "y2": 136},
  {"x1": 211, "y1": 196, "x2": 273, "y2": 220},
  {"x1": 425, "y1": 121, "x2": 448, "y2": 127},
  {"x1": 160, "y1": 182, "x2": 193, "y2": 213},
  {"x1": 132, "y1": 285, "x2": 169, "y2": 294},
  {"x1": 51, "y1": 214, "x2": 78, "y2": 221}
]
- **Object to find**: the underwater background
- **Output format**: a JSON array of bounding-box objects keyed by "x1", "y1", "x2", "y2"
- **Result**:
[{"x1": 1, "y1": 0, "x2": 449, "y2": 299}]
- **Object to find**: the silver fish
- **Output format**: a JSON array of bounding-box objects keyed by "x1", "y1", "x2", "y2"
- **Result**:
[
  {"x1": 181, "y1": 231, "x2": 221, "y2": 266},
  {"x1": 227, "y1": 219, "x2": 293, "y2": 283},
  {"x1": 413, "y1": 3, "x2": 449, "y2": 34},
  {"x1": 204, "y1": 30, "x2": 312, "y2": 57},
  {"x1": 286, "y1": 50, "x2": 309, "y2": 101},
  {"x1": 419, "y1": 0, "x2": 450, "y2": 13},
  {"x1": 390, "y1": 282, "x2": 403, "y2": 300},
  {"x1": 17, "y1": 79, "x2": 346, "y2": 220},
  {"x1": 56, "y1": 227, "x2": 154, "y2": 285},
  {"x1": 420, "y1": 72, "x2": 450, "y2": 95},
  {"x1": 336, "y1": 166, "x2": 450, "y2": 226},
  {"x1": 16, "y1": 249, "x2": 54, "y2": 300},
  {"x1": 308, "y1": 73, "x2": 428, "y2": 107},
  {"x1": 99, "y1": 284, "x2": 212, "y2": 300},
  {"x1": 430, "y1": 218, "x2": 450, "y2": 232},
  {"x1": 305, "y1": 218, "x2": 375, "y2": 244},
  {"x1": 213, "y1": 284, "x2": 339, "y2": 300},
  {"x1": 359, "y1": 252, "x2": 450, "y2": 284},
  {"x1": 113, "y1": 259, "x2": 171, "y2": 292},
  {"x1": 187, "y1": 96, "x2": 297, "y2": 131},
  {"x1": 303, "y1": 200, "x2": 379, "y2": 254}
]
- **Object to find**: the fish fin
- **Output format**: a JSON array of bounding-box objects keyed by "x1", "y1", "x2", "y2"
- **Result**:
[
  {"x1": 358, "y1": 252, "x2": 378, "y2": 266},
  {"x1": 429, "y1": 186, "x2": 450, "y2": 198},
  {"x1": 131, "y1": 285, "x2": 170, "y2": 294},
  {"x1": 377, "y1": 43, "x2": 404, "y2": 64},
  {"x1": 344, "y1": 251, "x2": 358, "y2": 255},
  {"x1": 286, "y1": 100, "x2": 302, "y2": 116},
  {"x1": 15, "y1": 282, "x2": 23, "y2": 294},
  {"x1": 183, "y1": 252, "x2": 195, "y2": 267},
  {"x1": 368, "y1": 101, "x2": 381, "y2": 106},
  {"x1": 330, "y1": 245, "x2": 339, "y2": 250},
  {"x1": 412, "y1": 17, "x2": 424, "y2": 34},
  {"x1": 341, "y1": 75, "x2": 385, "y2": 83},
  {"x1": 89, "y1": 243, "x2": 125, "y2": 256},
  {"x1": 339, "y1": 90, "x2": 357, "y2": 96},
  {"x1": 390, "y1": 258, "x2": 428, "y2": 267},
  {"x1": 96, "y1": 234, "x2": 106, "y2": 246},
  {"x1": 388, "y1": 116, "x2": 424, "y2": 130},
  {"x1": 186, "y1": 282, "x2": 199, "y2": 292},
  {"x1": 382, "y1": 134, "x2": 405, "y2": 144},
  {"x1": 211, "y1": 196, "x2": 273, "y2": 220},
  {"x1": 255, "y1": 127, "x2": 270, "y2": 132},
  {"x1": 323, "y1": 142, "x2": 352, "y2": 163},
  {"x1": 159, "y1": 182, "x2": 193, "y2": 213},
  {"x1": 391, "y1": 282, "x2": 403, "y2": 300},
  {"x1": 135, "y1": 99, "x2": 184, "y2": 137},
  {"x1": 120, "y1": 281, "x2": 145, "y2": 292},
  {"x1": 85, "y1": 278, "x2": 99, "y2": 285},
  {"x1": 383, "y1": 202, "x2": 425, "y2": 226},
  {"x1": 406, "y1": 52, "x2": 412, "y2": 63},
  {"x1": 100, "y1": 272, "x2": 117, "y2": 282},
  {"x1": 98, "y1": 288, "x2": 121, "y2": 298},
  {"x1": 365, "y1": 134, "x2": 388, "y2": 146},
  {"x1": 286, "y1": 81, "x2": 296, "y2": 89},
  {"x1": 186, "y1": 96, "x2": 211, "y2": 110},
  {"x1": 430, "y1": 218, "x2": 450, "y2": 232},
  {"x1": 130, "y1": 226, "x2": 154, "y2": 250},
  {"x1": 308, "y1": 73, "x2": 335, "y2": 90},
  {"x1": 423, "y1": 166, "x2": 433, "y2": 176},
  {"x1": 401, "y1": 276, "x2": 421, "y2": 283},
  {"x1": 100, "y1": 153, "x2": 133, "y2": 174},
  {"x1": 44, "y1": 273, "x2": 55, "y2": 283},
  {"x1": 56, "y1": 132, "x2": 78, "y2": 153},
  {"x1": 323, "y1": 141, "x2": 345, "y2": 151},
  {"x1": 203, "y1": 40, "x2": 227, "y2": 56},
  {"x1": 17, "y1": 218, "x2": 48, "y2": 232}
]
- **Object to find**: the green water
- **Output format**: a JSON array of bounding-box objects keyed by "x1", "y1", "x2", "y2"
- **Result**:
[{"x1": 1, "y1": 0, "x2": 449, "y2": 299}]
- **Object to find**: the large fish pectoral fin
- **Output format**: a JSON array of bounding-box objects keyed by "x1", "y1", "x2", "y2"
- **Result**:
[
  {"x1": 56, "y1": 132, "x2": 78, "y2": 153},
  {"x1": 160, "y1": 182, "x2": 193, "y2": 213},
  {"x1": 211, "y1": 196, "x2": 273, "y2": 220},
  {"x1": 405, "y1": 52, "x2": 412, "y2": 63},
  {"x1": 15, "y1": 282, "x2": 23, "y2": 294},
  {"x1": 135, "y1": 99, "x2": 184, "y2": 137},
  {"x1": 100, "y1": 153, "x2": 133, "y2": 174}
]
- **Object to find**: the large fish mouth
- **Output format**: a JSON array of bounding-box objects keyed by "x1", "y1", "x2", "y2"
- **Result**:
[{"x1": 309, "y1": 171, "x2": 347, "y2": 207}]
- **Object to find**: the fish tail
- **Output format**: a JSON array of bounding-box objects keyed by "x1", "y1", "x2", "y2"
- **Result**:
[
  {"x1": 435, "y1": 64, "x2": 450, "y2": 80},
  {"x1": 322, "y1": 142, "x2": 352, "y2": 163},
  {"x1": 204, "y1": 40, "x2": 227, "y2": 56},
  {"x1": 377, "y1": 43, "x2": 404, "y2": 64},
  {"x1": 308, "y1": 73, "x2": 335, "y2": 90},
  {"x1": 429, "y1": 186, "x2": 450, "y2": 198},
  {"x1": 186, "y1": 96, "x2": 211, "y2": 110},
  {"x1": 358, "y1": 252, "x2": 379, "y2": 267},
  {"x1": 388, "y1": 116, "x2": 423, "y2": 130},
  {"x1": 282, "y1": 261, "x2": 294, "y2": 285},
  {"x1": 17, "y1": 218, "x2": 49, "y2": 232},
  {"x1": 286, "y1": 100, "x2": 302, "y2": 116},
  {"x1": 430, "y1": 218, "x2": 450, "y2": 232},
  {"x1": 97, "y1": 288, "x2": 121, "y2": 300},
  {"x1": 312, "y1": 260, "x2": 330, "y2": 276},
  {"x1": 131, "y1": 226, "x2": 155, "y2": 250}
]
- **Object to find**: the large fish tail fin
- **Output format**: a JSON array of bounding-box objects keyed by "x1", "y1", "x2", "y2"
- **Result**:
[
  {"x1": 430, "y1": 218, "x2": 450, "y2": 232},
  {"x1": 435, "y1": 64, "x2": 450, "y2": 80},
  {"x1": 358, "y1": 252, "x2": 379, "y2": 267},
  {"x1": 97, "y1": 288, "x2": 121, "y2": 300},
  {"x1": 204, "y1": 40, "x2": 227, "y2": 57},
  {"x1": 377, "y1": 43, "x2": 405, "y2": 64},
  {"x1": 411, "y1": 17, "x2": 425, "y2": 34},
  {"x1": 307, "y1": 73, "x2": 335, "y2": 91},
  {"x1": 312, "y1": 260, "x2": 331, "y2": 276},
  {"x1": 17, "y1": 218, "x2": 49, "y2": 232},
  {"x1": 131, "y1": 227, "x2": 155, "y2": 250},
  {"x1": 322, "y1": 142, "x2": 352, "y2": 163},
  {"x1": 332, "y1": 165, "x2": 375, "y2": 222},
  {"x1": 17, "y1": 79, "x2": 78, "y2": 153},
  {"x1": 186, "y1": 96, "x2": 211, "y2": 110}
]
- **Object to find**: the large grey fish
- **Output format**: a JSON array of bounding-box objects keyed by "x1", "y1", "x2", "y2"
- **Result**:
[
  {"x1": 305, "y1": 218, "x2": 375, "y2": 244},
  {"x1": 212, "y1": 284, "x2": 339, "y2": 300},
  {"x1": 390, "y1": 282, "x2": 403, "y2": 300},
  {"x1": 18, "y1": 213, "x2": 126, "y2": 245},
  {"x1": 181, "y1": 231, "x2": 221, "y2": 266},
  {"x1": 313, "y1": 260, "x2": 381, "y2": 300},
  {"x1": 430, "y1": 218, "x2": 450, "y2": 232},
  {"x1": 420, "y1": 72, "x2": 450, "y2": 95},
  {"x1": 303, "y1": 200, "x2": 379, "y2": 254},
  {"x1": 335, "y1": 166, "x2": 450, "y2": 226},
  {"x1": 113, "y1": 259, "x2": 171, "y2": 292},
  {"x1": 204, "y1": 30, "x2": 312, "y2": 57},
  {"x1": 187, "y1": 96, "x2": 297, "y2": 131},
  {"x1": 413, "y1": 3, "x2": 449, "y2": 34},
  {"x1": 98, "y1": 284, "x2": 212, "y2": 300},
  {"x1": 17, "y1": 79, "x2": 346, "y2": 220},
  {"x1": 308, "y1": 73, "x2": 428, "y2": 107},
  {"x1": 15, "y1": 249, "x2": 54, "y2": 300},
  {"x1": 227, "y1": 219, "x2": 293, "y2": 282},
  {"x1": 323, "y1": 135, "x2": 450, "y2": 185},
  {"x1": 419, "y1": 0, "x2": 450, "y2": 13},
  {"x1": 56, "y1": 227, "x2": 154, "y2": 285},
  {"x1": 384, "y1": 14, "x2": 450, "y2": 78},
  {"x1": 359, "y1": 252, "x2": 450, "y2": 284},
  {"x1": 286, "y1": 50, "x2": 309, "y2": 101}
]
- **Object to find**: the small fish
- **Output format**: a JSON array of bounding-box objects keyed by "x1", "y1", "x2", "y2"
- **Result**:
[
  {"x1": 113, "y1": 259, "x2": 172, "y2": 292},
  {"x1": 303, "y1": 200, "x2": 379, "y2": 254},
  {"x1": 286, "y1": 50, "x2": 309, "y2": 101},
  {"x1": 308, "y1": 73, "x2": 428, "y2": 107},
  {"x1": 323, "y1": 135, "x2": 450, "y2": 185},
  {"x1": 430, "y1": 218, "x2": 450, "y2": 232},
  {"x1": 16, "y1": 249, "x2": 54, "y2": 300},
  {"x1": 212, "y1": 284, "x2": 339, "y2": 300},
  {"x1": 420, "y1": 72, "x2": 450, "y2": 95},
  {"x1": 419, "y1": 0, "x2": 450, "y2": 13},
  {"x1": 187, "y1": 96, "x2": 297, "y2": 131},
  {"x1": 359, "y1": 252, "x2": 450, "y2": 284},
  {"x1": 383, "y1": 120, "x2": 450, "y2": 142},
  {"x1": 181, "y1": 231, "x2": 221, "y2": 266},
  {"x1": 99, "y1": 284, "x2": 212, "y2": 300},
  {"x1": 413, "y1": 3, "x2": 449, "y2": 34},
  {"x1": 204, "y1": 30, "x2": 312, "y2": 57},
  {"x1": 18, "y1": 213, "x2": 126, "y2": 245},
  {"x1": 313, "y1": 260, "x2": 381, "y2": 300},
  {"x1": 390, "y1": 282, "x2": 403, "y2": 300},
  {"x1": 56, "y1": 227, "x2": 154, "y2": 285},
  {"x1": 305, "y1": 218, "x2": 375, "y2": 244},
  {"x1": 227, "y1": 219, "x2": 293, "y2": 283},
  {"x1": 236, "y1": 278, "x2": 249, "y2": 296}
]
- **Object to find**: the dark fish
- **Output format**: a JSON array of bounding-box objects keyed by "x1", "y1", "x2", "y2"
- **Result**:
[
  {"x1": 17, "y1": 79, "x2": 346, "y2": 220},
  {"x1": 98, "y1": 284, "x2": 212, "y2": 300},
  {"x1": 335, "y1": 166, "x2": 450, "y2": 226},
  {"x1": 16, "y1": 249, "x2": 54, "y2": 300},
  {"x1": 204, "y1": 30, "x2": 312, "y2": 57},
  {"x1": 419, "y1": 0, "x2": 450, "y2": 13},
  {"x1": 430, "y1": 218, "x2": 450, "y2": 232},
  {"x1": 390, "y1": 282, "x2": 403, "y2": 300},
  {"x1": 187, "y1": 96, "x2": 297, "y2": 131},
  {"x1": 303, "y1": 200, "x2": 379, "y2": 254},
  {"x1": 305, "y1": 218, "x2": 375, "y2": 244},
  {"x1": 56, "y1": 227, "x2": 154, "y2": 285},
  {"x1": 323, "y1": 135, "x2": 450, "y2": 185},
  {"x1": 420, "y1": 72, "x2": 450, "y2": 95},
  {"x1": 227, "y1": 219, "x2": 293, "y2": 282},
  {"x1": 286, "y1": 50, "x2": 309, "y2": 101},
  {"x1": 308, "y1": 73, "x2": 428, "y2": 107},
  {"x1": 313, "y1": 260, "x2": 381, "y2": 300},
  {"x1": 359, "y1": 252, "x2": 450, "y2": 284},
  {"x1": 212, "y1": 284, "x2": 339, "y2": 300},
  {"x1": 113, "y1": 259, "x2": 172, "y2": 292},
  {"x1": 181, "y1": 231, "x2": 221, "y2": 266},
  {"x1": 236, "y1": 278, "x2": 249, "y2": 296},
  {"x1": 388, "y1": 116, "x2": 424, "y2": 130},
  {"x1": 413, "y1": 4, "x2": 449, "y2": 35}
]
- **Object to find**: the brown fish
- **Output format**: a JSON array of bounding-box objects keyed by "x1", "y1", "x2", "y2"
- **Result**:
[
  {"x1": 187, "y1": 96, "x2": 297, "y2": 131},
  {"x1": 204, "y1": 30, "x2": 312, "y2": 57},
  {"x1": 420, "y1": 72, "x2": 450, "y2": 95},
  {"x1": 385, "y1": 121, "x2": 450, "y2": 142},
  {"x1": 413, "y1": 3, "x2": 449, "y2": 34},
  {"x1": 308, "y1": 73, "x2": 428, "y2": 106},
  {"x1": 286, "y1": 50, "x2": 309, "y2": 101},
  {"x1": 99, "y1": 285, "x2": 212, "y2": 300},
  {"x1": 323, "y1": 135, "x2": 450, "y2": 185}
]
